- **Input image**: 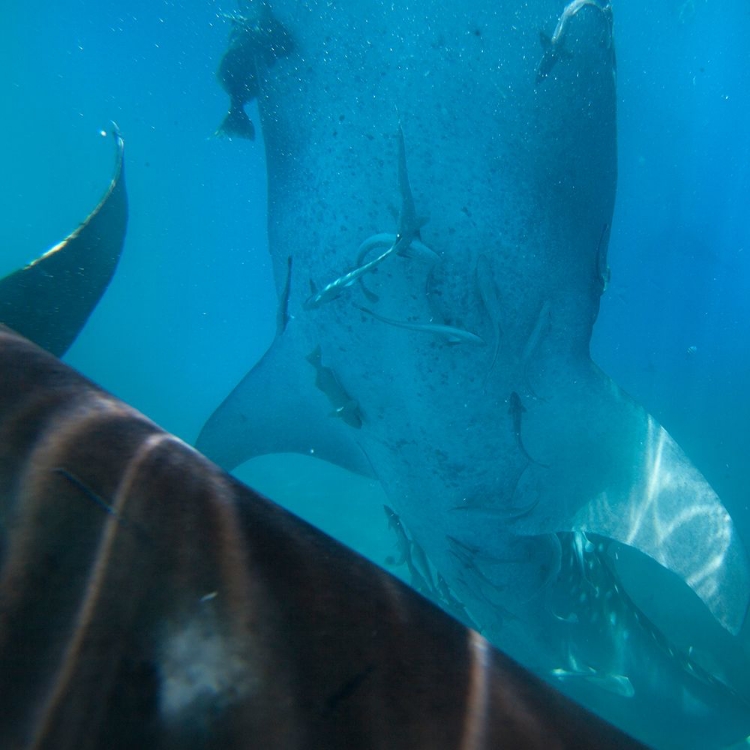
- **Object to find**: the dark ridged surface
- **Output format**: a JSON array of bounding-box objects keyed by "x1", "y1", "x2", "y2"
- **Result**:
[{"x1": 0, "y1": 327, "x2": 647, "y2": 749}]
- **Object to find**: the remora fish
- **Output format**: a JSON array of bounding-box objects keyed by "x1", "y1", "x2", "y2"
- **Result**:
[
  {"x1": 0, "y1": 326, "x2": 648, "y2": 749},
  {"x1": 306, "y1": 344, "x2": 363, "y2": 428},
  {"x1": 196, "y1": 4, "x2": 750, "y2": 745},
  {"x1": 304, "y1": 125, "x2": 431, "y2": 309},
  {"x1": 304, "y1": 240, "x2": 403, "y2": 309},
  {"x1": 214, "y1": 2, "x2": 292, "y2": 139},
  {"x1": 536, "y1": 0, "x2": 613, "y2": 84},
  {"x1": 508, "y1": 391, "x2": 547, "y2": 466},
  {"x1": 0, "y1": 126, "x2": 127, "y2": 356},
  {"x1": 358, "y1": 305, "x2": 485, "y2": 345}
]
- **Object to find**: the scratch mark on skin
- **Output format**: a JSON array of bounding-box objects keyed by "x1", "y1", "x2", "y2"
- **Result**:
[
  {"x1": 55, "y1": 468, "x2": 119, "y2": 517},
  {"x1": 53, "y1": 467, "x2": 150, "y2": 541},
  {"x1": 520, "y1": 300, "x2": 550, "y2": 397}
]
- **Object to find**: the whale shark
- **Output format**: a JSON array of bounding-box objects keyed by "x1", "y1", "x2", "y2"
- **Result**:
[
  {"x1": 0, "y1": 126, "x2": 127, "y2": 357},
  {"x1": 0, "y1": 325, "x2": 649, "y2": 749},
  {"x1": 196, "y1": 1, "x2": 750, "y2": 745}
]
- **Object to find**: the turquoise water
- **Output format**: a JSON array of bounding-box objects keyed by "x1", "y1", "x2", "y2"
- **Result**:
[
  {"x1": 2, "y1": 1, "x2": 750, "y2": 745},
  {"x1": 5, "y1": 0, "x2": 748, "y2": 571},
  {"x1": 1, "y1": 0, "x2": 395, "y2": 567}
]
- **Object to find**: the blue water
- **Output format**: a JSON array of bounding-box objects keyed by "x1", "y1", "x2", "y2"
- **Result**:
[
  {"x1": 2, "y1": 0, "x2": 750, "y2": 741},
  {"x1": 590, "y1": 2, "x2": 750, "y2": 550},
  {"x1": 6, "y1": 0, "x2": 747, "y2": 556},
  {"x1": 2, "y1": 0, "x2": 271, "y2": 442},
  {"x1": 1, "y1": 0, "x2": 391, "y2": 561}
]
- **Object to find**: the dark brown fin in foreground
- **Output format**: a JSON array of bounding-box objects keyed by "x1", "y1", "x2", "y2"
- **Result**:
[
  {"x1": 0, "y1": 326, "x2": 647, "y2": 750},
  {"x1": 0, "y1": 126, "x2": 128, "y2": 357}
]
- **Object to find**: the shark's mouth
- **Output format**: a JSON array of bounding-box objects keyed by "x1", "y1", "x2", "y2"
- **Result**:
[
  {"x1": 547, "y1": 532, "x2": 747, "y2": 705},
  {"x1": 387, "y1": 508, "x2": 749, "y2": 722}
]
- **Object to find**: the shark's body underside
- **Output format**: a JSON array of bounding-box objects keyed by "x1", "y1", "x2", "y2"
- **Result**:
[{"x1": 197, "y1": 1, "x2": 750, "y2": 746}]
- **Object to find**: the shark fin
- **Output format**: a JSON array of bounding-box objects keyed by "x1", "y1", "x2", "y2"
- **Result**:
[
  {"x1": 0, "y1": 126, "x2": 127, "y2": 357},
  {"x1": 513, "y1": 367, "x2": 750, "y2": 635},
  {"x1": 577, "y1": 414, "x2": 750, "y2": 635},
  {"x1": 540, "y1": 30, "x2": 552, "y2": 49},
  {"x1": 196, "y1": 331, "x2": 374, "y2": 478}
]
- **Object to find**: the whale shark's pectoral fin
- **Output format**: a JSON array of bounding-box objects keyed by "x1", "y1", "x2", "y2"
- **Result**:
[
  {"x1": 575, "y1": 413, "x2": 750, "y2": 635},
  {"x1": 196, "y1": 330, "x2": 374, "y2": 478},
  {"x1": 516, "y1": 369, "x2": 750, "y2": 635},
  {"x1": 0, "y1": 126, "x2": 127, "y2": 357}
]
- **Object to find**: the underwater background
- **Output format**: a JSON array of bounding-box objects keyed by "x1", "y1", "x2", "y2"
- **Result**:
[{"x1": 2, "y1": 0, "x2": 750, "y2": 737}]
